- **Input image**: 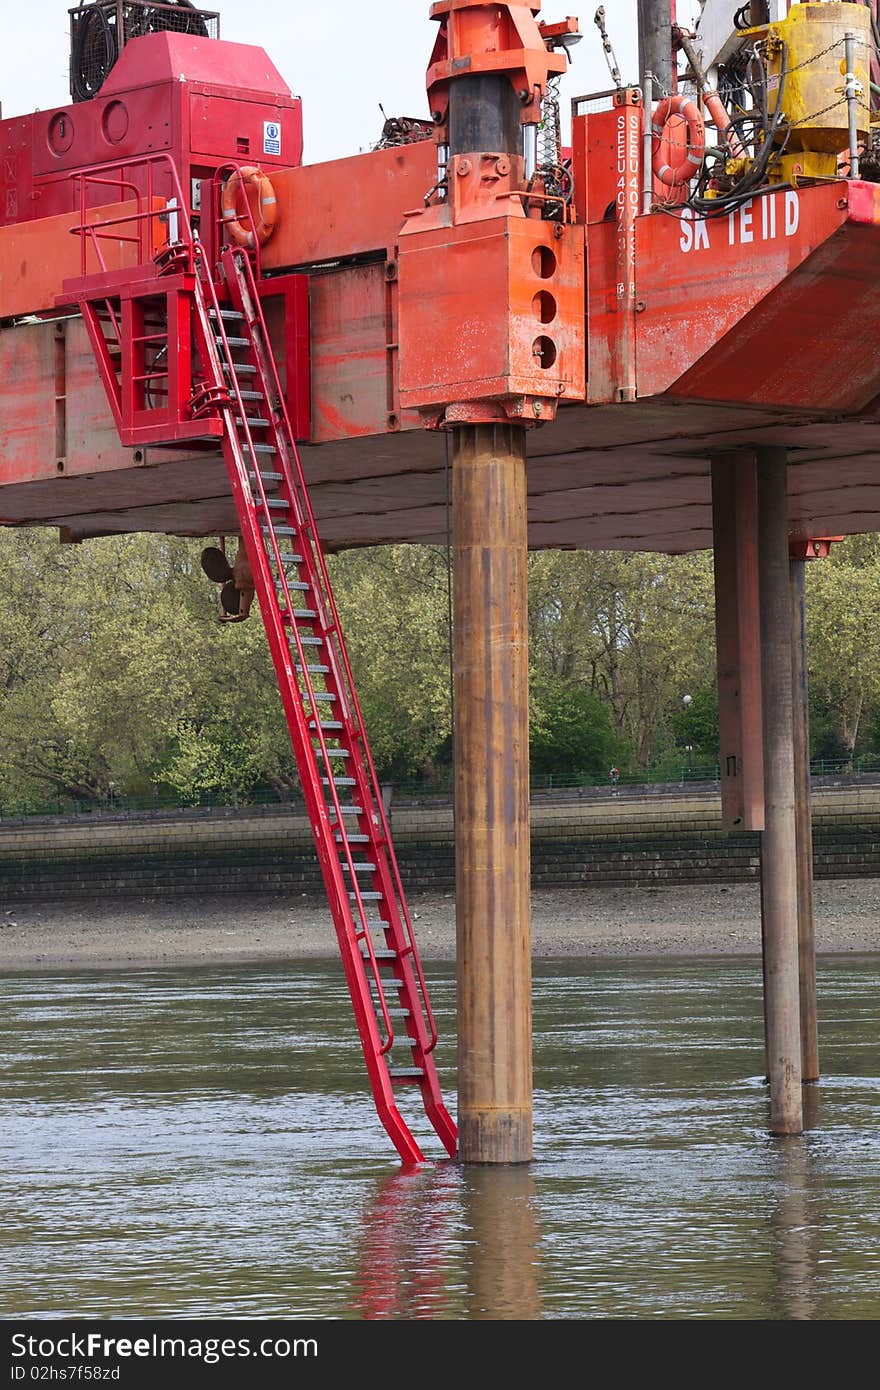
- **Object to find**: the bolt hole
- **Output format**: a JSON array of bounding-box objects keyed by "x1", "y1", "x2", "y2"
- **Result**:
[
  {"x1": 531, "y1": 245, "x2": 557, "y2": 279},
  {"x1": 56, "y1": 459, "x2": 65, "y2": 472},
  {"x1": 532, "y1": 336, "x2": 557, "y2": 369},
  {"x1": 532, "y1": 290, "x2": 557, "y2": 324}
]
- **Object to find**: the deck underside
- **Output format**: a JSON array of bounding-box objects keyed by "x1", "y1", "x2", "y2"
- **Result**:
[{"x1": 1, "y1": 395, "x2": 878, "y2": 552}]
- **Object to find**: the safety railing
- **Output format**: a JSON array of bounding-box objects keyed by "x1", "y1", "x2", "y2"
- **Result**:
[
  {"x1": 67, "y1": 152, "x2": 269, "y2": 285},
  {"x1": 68, "y1": 152, "x2": 195, "y2": 275}
]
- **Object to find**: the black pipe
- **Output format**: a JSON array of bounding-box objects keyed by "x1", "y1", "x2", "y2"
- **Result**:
[
  {"x1": 637, "y1": 0, "x2": 673, "y2": 95},
  {"x1": 447, "y1": 74, "x2": 522, "y2": 156}
]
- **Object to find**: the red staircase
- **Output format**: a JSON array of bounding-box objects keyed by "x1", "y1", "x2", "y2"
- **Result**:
[{"x1": 60, "y1": 167, "x2": 457, "y2": 1165}]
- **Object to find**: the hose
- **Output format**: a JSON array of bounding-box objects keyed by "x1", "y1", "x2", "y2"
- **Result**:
[{"x1": 687, "y1": 40, "x2": 789, "y2": 219}]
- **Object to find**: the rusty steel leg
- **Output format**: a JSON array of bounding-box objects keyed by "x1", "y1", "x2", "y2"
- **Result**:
[
  {"x1": 711, "y1": 453, "x2": 764, "y2": 832},
  {"x1": 757, "y1": 447, "x2": 803, "y2": 1135},
  {"x1": 452, "y1": 422, "x2": 532, "y2": 1165},
  {"x1": 791, "y1": 556, "x2": 820, "y2": 1083}
]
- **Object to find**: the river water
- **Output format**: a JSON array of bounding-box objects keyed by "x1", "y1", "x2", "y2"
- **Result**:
[{"x1": 2, "y1": 955, "x2": 879, "y2": 1320}]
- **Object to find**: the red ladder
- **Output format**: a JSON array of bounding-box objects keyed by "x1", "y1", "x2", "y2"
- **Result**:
[{"x1": 188, "y1": 243, "x2": 457, "y2": 1165}]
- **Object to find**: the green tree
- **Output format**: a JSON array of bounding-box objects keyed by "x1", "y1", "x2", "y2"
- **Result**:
[
  {"x1": 529, "y1": 677, "x2": 622, "y2": 776},
  {"x1": 806, "y1": 536, "x2": 880, "y2": 756},
  {"x1": 329, "y1": 545, "x2": 454, "y2": 780},
  {"x1": 528, "y1": 549, "x2": 716, "y2": 769},
  {"x1": 0, "y1": 529, "x2": 295, "y2": 809}
]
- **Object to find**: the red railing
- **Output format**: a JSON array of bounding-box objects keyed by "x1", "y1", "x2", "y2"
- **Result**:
[
  {"x1": 68, "y1": 153, "x2": 269, "y2": 281},
  {"x1": 68, "y1": 152, "x2": 195, "y2": 274}
]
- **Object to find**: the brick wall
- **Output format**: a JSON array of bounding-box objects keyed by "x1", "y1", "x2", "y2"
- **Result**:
[{"x1": 0, "y1": 782, "x2": 878, "y2": 901}]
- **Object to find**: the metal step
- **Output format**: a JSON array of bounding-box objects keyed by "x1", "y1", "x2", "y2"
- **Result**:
[
  {"x1": 350, "y1": 890, "x2": 383, "y2": 901},
  {"x1": 323, "y1": 776, "x2": 356, "y2": 787},
  {"x1": 342, "y1": 860, "x2": 376, "y2": 871},
  {"x1": 243, "y1": 443, "x2": 277, "y2": 455},
  {"x1": 361, "y1": 945, "x2": 395, "y2": 956},
  {"x1": 216, "y1": 335, "x2": 250, "y2": 347},
  {"x1": 315, "y1": 747, "x2": 351, "y2": 759},
  {"x1": 334, "y1": 832, "x2": 369, "y2": 842},
  {"x1": 222, "y1": 362, "x2": 258, "y2": 375},
  {"x1": 309, "y1": 719, "x2": 343, "y2": 731},
  {"x1": 291, "y1": 609, "x2": 318, "y2": 620},
  {"x1": 388, "y1": 1067, "x2": 424, "y2": 1080},
  {"x1": 261, "y1": 524, "x2": 296, "y2": 536},
  {"x1": 250, "y1": 471, "x2": 283, "y2": 485},
  {"x1": 297, "y1": 663, "x2": 330, "y2": 675},
  {"x1": 297, "y1": 636, "x2": 324, "y2": 647},
  {"x1": 238, "y1": 389, "x2": 264, "y2": 401},
  {"x1": 278, "y1": 582, "x2": 311, "y2": 593},
  {"x1": 238, "y1": 417, "x2": 271, "y2": 428},
  {"x1": 305, "y1": 691, "x2": 336, "y2": 702},
  {"x1": 262, "y1": 498, "x2": 290, "y2": 510},
  {"x1": 209, "y1": 308, "x2": 244, "y2": 321}
]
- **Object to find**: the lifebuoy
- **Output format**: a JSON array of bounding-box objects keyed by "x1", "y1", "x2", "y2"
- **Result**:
[
  {"x1": 221, "y1": 166, "x2": 278, "y2": 247},
  {"x1": 651, "y1": 96, "x2": 705, "y2": 188}
]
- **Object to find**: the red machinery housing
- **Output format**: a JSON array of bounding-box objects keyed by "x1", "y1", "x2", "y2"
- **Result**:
[{"x1": 0, "y1": 29, "x2": 302, "y2": 227}]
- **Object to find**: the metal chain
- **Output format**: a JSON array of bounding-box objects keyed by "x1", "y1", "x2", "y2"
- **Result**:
[
  {"x1": 537, "y1": 74, "x2": 562, "y2": 169},
  {"x1": 789, "y1": 97, "x2": 852, "y2": 129},
  {"x1": 781, "y1": 35, "x2": 847, "y2": 75},
  {"x1": 751, "y1": 33, "x2": 849, "y2": 75}
]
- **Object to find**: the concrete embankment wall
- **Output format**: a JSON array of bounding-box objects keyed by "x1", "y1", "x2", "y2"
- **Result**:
[{"x1": 0, "y1": 782, "x2": 878, "y2": 902}]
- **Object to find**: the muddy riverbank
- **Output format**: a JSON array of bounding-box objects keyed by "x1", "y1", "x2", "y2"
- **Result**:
[{"x1": 1, "y1": 879, "x2": 879, "y2": 970}]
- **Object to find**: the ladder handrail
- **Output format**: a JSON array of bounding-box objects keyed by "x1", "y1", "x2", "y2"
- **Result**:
[
  {"x1": 191, "y1": 241, "x2": 398, "y2": 1057},
  {"x1": 209, "y1": 163, "x2": 267, "y2": 280},
  {"x1": 225, "y1": 245, "x2": 442, "y2": 1055}
]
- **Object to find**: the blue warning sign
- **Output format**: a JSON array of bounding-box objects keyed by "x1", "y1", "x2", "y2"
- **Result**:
[{"x1": 263, "y1": 121, "x2": 281, "y2": 157}]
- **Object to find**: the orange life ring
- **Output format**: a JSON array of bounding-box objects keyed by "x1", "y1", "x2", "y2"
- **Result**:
[
  {"x1": 221, "y1": 166, "x2": 278, "y2": 248},
  {"x1": 651, "y1": 96, "x2": 705, "y2": 187}
]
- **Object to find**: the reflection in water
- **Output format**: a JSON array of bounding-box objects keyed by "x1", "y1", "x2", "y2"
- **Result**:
[
  {"x1": 2, "y1": 955, "x2": 879, "y2": 1319},
  {"x1": 462, "y1": 1166, "x2": 542, "y2": 1320},
  {"x1": 352, "y1": 1163, "x2": 543, "y2": 1320},
  {"x1": 771, "y1": 1135, "x2": 821, "y2": 1321},
  {"x1": 352, "y1": 1164, "x2": 459, "y2": 1320},
  {"x1": 802, "y1": 1082, "x2": 821, "y2": 1133}
]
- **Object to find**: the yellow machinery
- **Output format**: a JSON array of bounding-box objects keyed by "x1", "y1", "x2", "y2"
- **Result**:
[{"x1": 742, "y1": 2, "x2": 872, "y2": 183}]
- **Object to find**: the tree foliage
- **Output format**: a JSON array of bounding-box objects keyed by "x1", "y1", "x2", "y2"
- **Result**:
[
  {"x1": 528, "y1": 549, "x2": 716, "y2": 768},
  {"x1": 1, "y1": 526, "x2": 879, "y2": 813},
  {"x1": 805, "y1": 535, "x2": 880, "y2": 755}
]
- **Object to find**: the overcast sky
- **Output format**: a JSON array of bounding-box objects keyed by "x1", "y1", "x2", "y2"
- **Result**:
[{"x1": 0, "y1": 1, "x2": 694, "y2": 163}]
